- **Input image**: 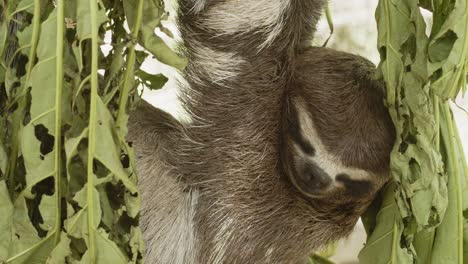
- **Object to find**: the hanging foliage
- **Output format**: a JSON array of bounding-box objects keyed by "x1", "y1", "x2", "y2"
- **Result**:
[
  {"x1": 0, "y1": 0, "x2": 184, "y2": 262},
  {"x1": 359, "y1": 1, "x2": 468, "y2": 264}
]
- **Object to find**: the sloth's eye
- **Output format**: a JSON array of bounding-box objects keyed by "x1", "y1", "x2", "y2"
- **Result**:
[
  {"x1": 335, "y1": 173, "x2": 373, "y2": 197},
  {"x1": 291, "y1": 153, "x2": 376, "y2": 199}
]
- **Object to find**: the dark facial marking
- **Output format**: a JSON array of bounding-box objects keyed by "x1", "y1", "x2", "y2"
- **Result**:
[
  {"x1": 336, "y1": 173, "x2": 373, "y2": 197},
  {"x1": 298, "y1": 160, "x2": 332, "y2": 193},
  {"x1": 288, "y1": 107, "x2": 316, "y2": 156}
]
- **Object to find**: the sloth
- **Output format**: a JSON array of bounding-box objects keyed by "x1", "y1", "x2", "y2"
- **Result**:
[{"x1": 128, "y1": 0, "x2": 395, "y2": 263}]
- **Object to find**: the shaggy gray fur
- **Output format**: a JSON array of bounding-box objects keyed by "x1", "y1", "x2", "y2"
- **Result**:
[{"x1": 128, "y1": 0, "x2": 395, "y2": 263}]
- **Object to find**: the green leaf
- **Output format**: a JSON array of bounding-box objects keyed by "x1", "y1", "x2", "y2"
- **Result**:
[
  {"x1": 38, "y1": 194, "x2": 56, "y2": 232},
  {"x1": 79, "y1": 230, "x2": 127, "y2": 264},
  {"x1": 429, "y1": 0, "x2": 468, "y2": 99},
  {"x1": 360, "y1": 0, "x2": 468, "y2": 262},
  {"x1": 64, "y1": 184, "x2": 101, "y2": 239},
  {"x1": 21, "y1": 8, "x2": 59, "y2": 190},
  {"x1": 359, "y1": 184, "x2": 413, "y2": 264},
  {"x1": 308, "y1": 255, "x2": 335, "y2": 264},
  {"x1": 8, "y1": 198, "x2": 41, "y2": 258},
  {"x1": 6, "y1": 233, "x2": 56, "y2": 264},
  {"x1": 0, "y1": 138, "x2": 7, "y2": 174},
  {"x1": 374, "y1": 0, "x2": 446, "y2": 231},
  {"x1": 46, "y1": 233, "x2": 71, "y2": 264},
  {"x1": 136, "y1": 69, "x2": 168, "y2": 90},
  {"x1": 123, "y1": 0, "x2": 187, "y2": 70},
  {"x1": 0, "y1": 181, "x2": 13, "y2": 261},
  {"x1": 95, "y1": 97, "x2": 138, "y2": 196},
  {"x1": 430, "y1": 104, "x2": 465, "y2": 264},
  {"x1": 0, "y1": 0, "x2": 163, "y2": 261},
  {"x1": 76, "y1": 0, "x2": 107, "y2": 41},
  {"x1": 12, "y1": 0, "x2": 34, "y2": 16}
]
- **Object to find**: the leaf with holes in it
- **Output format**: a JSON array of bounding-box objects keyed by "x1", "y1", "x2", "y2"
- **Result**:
[
  {"x1": 64, "y1": 184, "x2": 101, "y2": 240},
  {"x1": 21, "y1": 8, "x2": 60, "y2": 188},
  {"x1": 94, "y1": 97, "x2": 140, "y2": 217},
  {"x1": 13, "y1": 9, "x2": 60, "y2": 259},
  {"x1": 64, "y1": 126, "x2": 89, "y2": 194},
  {"x1": 11, "y1": 2, "x2": 76, "y2": 260},
  {"x1": 128, "y1": 226, "x2": 144, "y2": 263},
  {"x1": 429, "y1": 0, "x2": 468, "y2": 98},
  {"x1": 1, "y1": 0, "x2": 152, "y2": 261},
  {"x1": 7, "y1": 197, "x2": 41, "y2": 259},
  {"x1": 47, "y1": 232, "x2": 72, "y2": 264},
  {"x1": 374, "y1": 0, "x2": 446, "y2": 229},
  {"x1": 78, "y1": 230, "x2": 128, "y2": 264},
  {"x1": 64, "y1": 184, "x2": 127, "y2": 263},
  {"x1": 359, "y1": 185, "x2": 413, "y2": 264}
]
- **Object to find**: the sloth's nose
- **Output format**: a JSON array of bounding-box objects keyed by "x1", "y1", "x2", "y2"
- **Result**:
[{"x1": 300, "y1": 160, "x2": 332, "y2": 194}]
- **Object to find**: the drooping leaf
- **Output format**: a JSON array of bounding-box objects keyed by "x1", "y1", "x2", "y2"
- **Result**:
[
  {"x1": 430, "y1": 104, "x2": 465, "y2": 264},
  {"x1": 76, "y1": 0, "x2": 108, "y2": 41},
  {"x1": 136, "y1": 69, "x2": 169, "y2": 91},
  {"x1": 359, "y1": 184, "x2": 413, "y2": 264},
  {"x1": 123, "y1": 0, "x2": 187, "y2": 70},
  {"x1": 46, "y1": 233, "x2": 72, "y2": 264},
  {"x1": 429, "y1": 0, "x2": 468, "y2": 99},
  {"x1": 362, "y1": 0, "x2": 468, "y2": 263},
  {"x1": 6, "y1": 233, "x2": 56, "y2": 264},
  {"x1": 0, "y1": 0, "x2": 165, "y2": 261}
]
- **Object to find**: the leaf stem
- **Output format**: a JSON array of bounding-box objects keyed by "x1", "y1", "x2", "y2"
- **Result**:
[
  {"x1": 433, "y1": 94, "x2": 440, "y2": 150},
  {"x1": 442, "y1": 102, "x2": 463, "y2": 264},
  {"x1": 322, "y1": 5, "x2": 334, "y2": 47},
  {"x1": 436, "y1": 1, "x2": 468, "y2": 98},
  {"x1": 87, "y1": 0, "x2": 99, "y2": 261},
  {"x1": 54, "y1": 0, "x2": 64, "y2": 246},
  {"x1": 451, "y1": 112, "x2": 468, "y2": 188},
  {"x1": 116, "y1": 0, "x2": 144, "y2": 129},
  {"x1": 391, "y1": 220, "x2": 398, "y2": 264},
  {"x1": 6, "y1": 0, "x2": 41, "y2": 198}
]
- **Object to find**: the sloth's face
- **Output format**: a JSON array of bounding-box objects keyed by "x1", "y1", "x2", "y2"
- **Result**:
[
  {"x1": 284, "y1": 48, "x2": 395, "y2": 200},
  {"x1": 286, "y1": 100, "x2": 382, "y2": 199}
]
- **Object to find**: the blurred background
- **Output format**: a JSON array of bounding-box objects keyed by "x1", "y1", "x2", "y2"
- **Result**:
[{"x1": 136, "y1": 0, "x2": 468, "y2": 263}]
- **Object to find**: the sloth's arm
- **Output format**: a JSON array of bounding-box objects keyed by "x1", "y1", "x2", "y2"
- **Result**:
[
  {"x1": 177, "y1": 0, "x2": 326, "y2": 126},
  {"x1": 179, "y1": 0, "x2": 326, "y2": 56},
  {"x1": 128, "y1": 100, "x2": 184, "y2": 158}
]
